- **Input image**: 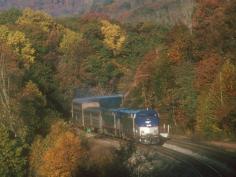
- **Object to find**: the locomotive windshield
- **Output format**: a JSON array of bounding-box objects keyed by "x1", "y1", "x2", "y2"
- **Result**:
[{"x1": 135, "y1": 110, "x2": 159, "y2": 127}]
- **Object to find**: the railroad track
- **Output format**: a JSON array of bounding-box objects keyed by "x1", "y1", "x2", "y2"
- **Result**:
[
  {"x1": 89, "y1": 133, "x2": 236, "y2": 177},
  {"x1": 165, "y1": 139, "x2": 236, "y2": 176},
  {"x1": 137, "y1": 144, "x2": 225, "y2": 177}
]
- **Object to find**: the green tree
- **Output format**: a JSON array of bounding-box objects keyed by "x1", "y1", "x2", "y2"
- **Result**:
[
  {"x1": 24, "y1": 62, "x2": 66, "y2": 115},
  {"x1": 0, "y1": 8, "x2": 22, "y2": 25},
  {"x1": 19, "y1": 81, "x2": 47, "y2": 141},
  {"x1": 172, "y1": 61, "x2": 197, "y2": 132},
  {"x1": 0, "y1": 126, "x2": 28, "y2": 177}
]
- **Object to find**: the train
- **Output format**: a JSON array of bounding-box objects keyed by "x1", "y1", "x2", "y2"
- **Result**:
[{"x1": 71, "y1": 95, "x2": 169, "y2": 144}]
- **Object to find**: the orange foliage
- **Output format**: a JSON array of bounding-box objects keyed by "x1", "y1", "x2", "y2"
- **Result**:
[
  {"x1": 21, "y1": 81, "x2": 42, "y2": 98},
  {"x1": 167, "y1": 24, "x2": 192, "y2": 63},
  {"x1": 174, "y1": 109, "x2": 188, "y2": 127},
  {"x1": 197, "y1": 0, "x2": 221, "y2": 7},
  {"x1": 195, "y1": 53, "x2": 222, "y2": 90},
  {"x1": 40, "y1": 131, "x2": 83, "y2": 177},
  {"x1": 82, "y1": 12, "x2": 110, "y2": 22},
  {"x1": 134, "y1": 49, "x2": 159, "y2": 86},
  {"x1": 168, "y1": 43, "x2": 182, "y2": 64}
]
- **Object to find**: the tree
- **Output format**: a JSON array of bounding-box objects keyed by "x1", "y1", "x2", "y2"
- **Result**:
[
  {"x1": 192, "y1": 0, "x2": 236, "y2": 60},
  {"x1": 167, "y1": 24, "x2": 193, "y2": 63},
  {"x1": 101, "y1": 20, "x2": 126, "y2": 56},
  {"x1": 40, "y1": 131, "x2": 83, "y2": 177},
  {"x1": 29, "y1": 121, "x2": 70, "y2": 177},
  {"x1": 0, "y1": 25, "x2": 35, "y2": 67},
  {"x1": 30, "y1": 120, "x2": 84, "y2": 177},
  {"x1": 195, "y1": 53, "x2": 222, "y2": 90},
  {"x1": 0, "y1": 40, "x2": 23, "y2": 134},
  {"x1": 132, "y1": 50, "x2": 159, "y2": 108},
  {"x1": 7, "y1": 31, "x2": 35, "y2": 66},
  {"x1": 59, "y1": 28, "x2": 82, "y2": 57},
  {"x1": 57, "y1": 28, "x2": 83, "y2": 100},
  {"x1": 56, "y1": 59, "x2": 80, "y2": 99},
  {"x1": 196, "y1": 60, "x2": 236, "y2": 138},
  {"x1": 172, "y1": 61, "x2": 197, "y2": 132},
  {"x1": 0, "y1": 8, "x2": 22, "y2": 25},
  {"x1": 24, "y1": 62, "x2": 65, "y2": 113},
  {"x1": 17, "y1": 8, "x2": 55, "y2": 32},
  {"x1": 0, "y1": 125, "x2": 27, "y2": 177},
  {"x1": 0, "y1": 25, "x2": 9, "y2": 41},
  {"x1": 19, "y1": 81, "x2": 47, "y2": 141}
]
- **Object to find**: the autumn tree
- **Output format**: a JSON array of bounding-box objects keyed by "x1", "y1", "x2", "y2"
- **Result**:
[
  {"x1": 29, "y1": 121, "x2": 69, "y2": 177},
  {"x1": 59, "y1": 28, "x2": 82, "y2": 57},
  {"x1": 30, "y1": 120, "x2": 84, "y2": 177},
  {"x1": 196, "y1": 60, "x2": 236, "y2": 138},
  {"x1": 131, "y1": 50, "x2": 159, "y2": 108},
  {"x1": 7, "y1": 31, "x2": 35, "y2": 66},
  {"x1": 0, "y1": 25, "x2": 35, "y2": 67},
  {"x1": 17, "y1": 8, "x2": 55, "y2": 32},
  {"x1": 40, "y1": 131, "x2": 83, "y2": 177},
  {"x1": 192, "y1": 0, "x2": 236, "y2": 60},
  {"x1": 167, "y1": 23, "x2": 193, "y2": 63},
  {"x1": 57, "y1": 28, "x2": 83, "y2": 99},
  {"x1": 195, "y1": 53, "x2": 222, "y2": 90},
  {"x1": 101, "y1": 20, "x2": 126, "y2": 56}
]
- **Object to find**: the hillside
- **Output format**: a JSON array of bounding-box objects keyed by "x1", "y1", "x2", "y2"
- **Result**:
[{"x1": 0, "y1": 0, "x2": 195, "y2": 26}]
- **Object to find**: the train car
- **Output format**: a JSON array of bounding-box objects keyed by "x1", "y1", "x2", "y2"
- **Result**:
[
  {"x1": 71, "y1": 95, "x2": 169, "y2": 144},
  {"x1": 72, "y1": 94, "x2": 123, "y2": 133}
]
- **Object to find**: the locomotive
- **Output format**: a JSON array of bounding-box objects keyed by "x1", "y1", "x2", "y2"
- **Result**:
[
  {"x1": 111, "y1": 108, "x2": 161, "y2": 144},
  {"x1": 72, "y1": 95, "x2": 169, "y2": 144}
]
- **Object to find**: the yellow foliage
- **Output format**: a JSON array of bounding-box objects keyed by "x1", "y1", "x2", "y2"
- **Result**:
[
  {"x1": 29, "y1": 137, "x2": 45, "y2": 177},
  {"x1": 0, "y1": 25, "x2": 9, "y2": 41},
  {"x1": 7, "y1": 31, "x2": 35, "y2": 65},
  {"x1": 22, "y1": 81, "x2": 42, "y2": 98},
  {"x1": 0, "y1": 25, "x2": 35, "y2": 66},
  {"x1": 101, "y1": 20, "x2": 126, "y2": 55},
  {"x1": 220, "y1": 60, "x2": 236, "y2": 96},
  {"x1": 59, "y1": 28, "x2": 82, "y2": 56},
  {"x1": 17, "y1": 8, "x2": 54, "y2": 32},
  {"x1": 40, "y1": 131, "x2": 82, "y2": 177}
]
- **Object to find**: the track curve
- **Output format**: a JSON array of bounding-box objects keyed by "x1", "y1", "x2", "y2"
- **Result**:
[{"x1": 136, "y1": 140, "x2": 236, "y2": 177}]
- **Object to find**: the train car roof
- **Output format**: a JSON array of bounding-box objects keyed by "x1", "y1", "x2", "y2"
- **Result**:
[{"x1": 72, "y1": 94, "x2": 123, "y2": 104}]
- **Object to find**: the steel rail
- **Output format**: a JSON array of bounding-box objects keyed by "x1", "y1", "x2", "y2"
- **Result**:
[{"x1": 155, "y1": 146, "x2": 223, "y2": 177}]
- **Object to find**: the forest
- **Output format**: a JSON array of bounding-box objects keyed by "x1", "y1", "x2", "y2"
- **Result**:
[{"x1": 0, "y1": 0, "x2": 235, "y2": 176}]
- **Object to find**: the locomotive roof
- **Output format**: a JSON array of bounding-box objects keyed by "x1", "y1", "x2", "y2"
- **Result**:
[{"x1": 111, "y1": 108, "x2": 157, "y2": 115}]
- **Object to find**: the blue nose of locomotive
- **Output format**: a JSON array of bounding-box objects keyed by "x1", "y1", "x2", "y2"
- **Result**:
[{"x1": 135, "y1": 110, "x2": 159, "y2": 127}]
